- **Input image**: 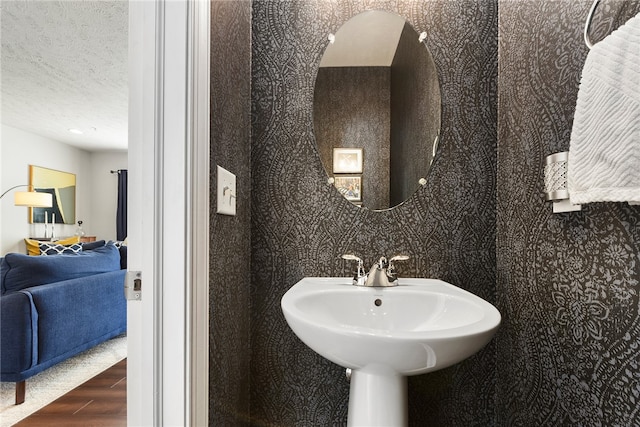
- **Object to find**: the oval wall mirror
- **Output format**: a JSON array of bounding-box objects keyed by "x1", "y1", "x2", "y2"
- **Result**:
[{"x1": 313, "y1": 10, "x2": 441, "y2": 210}]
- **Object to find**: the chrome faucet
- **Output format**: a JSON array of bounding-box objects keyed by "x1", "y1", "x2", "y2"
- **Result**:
[{"x1": 341, "y1": 254, "x2": 409, "y2": 287}]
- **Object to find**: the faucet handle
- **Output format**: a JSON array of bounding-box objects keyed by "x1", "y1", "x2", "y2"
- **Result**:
[
  {"x1": 387, "y1": 255, "x2": 409, "y2": 275},
  {"x1": 341, "y1": 254, "x2": 363, "y2": 263},
  {"x1": 341, "y1": 254, "x2": 367, "y2": 285},
  {"x1": 341, "y1": 254, "x2": 364, "y2": 272},
  {"x1": 389, "y1": 255, "x2": 409, "y2": 263}
]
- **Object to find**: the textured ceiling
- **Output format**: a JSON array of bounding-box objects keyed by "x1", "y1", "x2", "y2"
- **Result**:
[{"x1": 1, "y1": 1, "x2": 128, "y2": 151}]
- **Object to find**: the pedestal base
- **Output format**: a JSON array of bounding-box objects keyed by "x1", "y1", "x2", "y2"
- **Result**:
[{"x1": 347, "y1": 366, "x2": 407, "y2": 427}]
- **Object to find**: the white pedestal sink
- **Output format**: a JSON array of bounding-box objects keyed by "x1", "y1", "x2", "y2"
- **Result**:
[{"x1": 281, "y1": 277, "x2": 501, "y2": 427}]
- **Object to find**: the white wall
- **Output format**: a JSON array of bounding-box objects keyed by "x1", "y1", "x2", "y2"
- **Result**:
[
  {"x1": 90, "y1": 151, "x2": 128, "y2": 241},
  {"x1": 1, "y1": 125, "x2": 127, "y2": 255}
]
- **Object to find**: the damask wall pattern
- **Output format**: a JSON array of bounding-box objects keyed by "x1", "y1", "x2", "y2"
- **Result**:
[
  {"x1": 496, "y1": 0, "x2": 640, "y2": 425},
  {"x1": 390, "y1": 22, "x2": 439, "y2": 207},
  {"x1": 209, "y1": 0, "x2": 252, "y2": 425},
  {"x1": 314, "y1": 66, "x2": 391, "y2": 209},
  {"x1": 251, "y1": 1, "x2": 497, "y2": 425}
]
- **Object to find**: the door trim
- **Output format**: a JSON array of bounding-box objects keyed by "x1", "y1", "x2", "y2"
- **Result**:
[
  {"x1": 127, "y1": 0, "x2": 163, "y2": 424},
  {"x1": 128, "y1": 1, "x2": 210, "y2": 424},
  {"x1": 186, "y1": 0, "x2": 210, "y2": 425}
]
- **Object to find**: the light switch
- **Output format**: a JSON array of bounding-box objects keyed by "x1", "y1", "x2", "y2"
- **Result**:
[{"x1": 216, "y1": 165, "x2": 236, "y2": 216}]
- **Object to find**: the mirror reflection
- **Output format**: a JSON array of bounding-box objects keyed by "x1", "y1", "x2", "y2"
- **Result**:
[{"x1": 313, "y1": 10, "x2": 441, "y2": 210}]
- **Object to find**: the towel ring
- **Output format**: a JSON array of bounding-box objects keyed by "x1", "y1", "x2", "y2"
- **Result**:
[{"x1": 584, "y1": 0, "x2": 601, "y2": 49}]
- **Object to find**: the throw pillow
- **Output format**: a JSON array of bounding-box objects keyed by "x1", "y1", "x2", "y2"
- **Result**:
[
  {"x1": 24, "y1": 236, "x2": 81, "y2": 256},
  {"x1": 39, "y1": 242, "x2": 83, "y2": 256},
  {"x1": 118, "y1": 245, "x2": 127, "y2": 270}
]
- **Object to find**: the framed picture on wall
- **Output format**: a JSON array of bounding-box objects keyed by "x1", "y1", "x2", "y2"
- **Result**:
[
  {"x1": 333, "y1": 148, "x2": 363, "y2": 173},
  {"x1": 334, "y1": 175, "x2": 362, "y2": 202},
  {"x1": 29, "y1": 165, "x2": 76, "y2": 224}
]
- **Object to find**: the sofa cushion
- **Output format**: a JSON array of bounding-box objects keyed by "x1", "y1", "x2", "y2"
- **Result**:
[
  {"x1": 39, "y1": 242, "x2": 83, "y2": 256},
  {"x1": 106, "y1": 241, "x2": 128, "y2": 269},
  {"x1": 1, "y1": 243, "x2": 121, "y2": 295},
  {"x1": 24, "y1": 236, "x2": 80, "y2": 256},
  {"x1": 26, "y1": 270, "x2": 127, "y2": 368},
  {"x1": 81, "y1": 240, "x2": 106, "y2": 251}
]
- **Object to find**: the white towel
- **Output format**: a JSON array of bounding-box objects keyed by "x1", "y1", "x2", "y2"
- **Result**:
[{"x1": 567, "y1": 12, "x2": 640, "y2": 204}]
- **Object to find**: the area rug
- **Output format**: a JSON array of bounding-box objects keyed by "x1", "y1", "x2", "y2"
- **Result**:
[{"x1": 0, "y1": 335, "x2": 127, "y2": 426}]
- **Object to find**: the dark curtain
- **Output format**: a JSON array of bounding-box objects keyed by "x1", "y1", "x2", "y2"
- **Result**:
[{"x1": 116, "y1": 170, "x2": 128, "y2": 241}]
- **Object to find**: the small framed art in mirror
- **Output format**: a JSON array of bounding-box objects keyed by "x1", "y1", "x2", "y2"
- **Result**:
[
  {"x1": 333, "y1": 148, "x2": 363, "y2": 173},
  {"x1": 333, "y1": 175, "x2": 362, "y2": 202}
]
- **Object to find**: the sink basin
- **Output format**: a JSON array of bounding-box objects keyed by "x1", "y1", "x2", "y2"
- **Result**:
[{"x1": 281, "y1": 277, "x2": 501, "y2": 426}]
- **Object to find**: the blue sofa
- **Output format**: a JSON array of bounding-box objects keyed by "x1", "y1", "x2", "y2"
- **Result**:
[{"x1": 0, "y1": 242, "x2": 126, "y2": 404}]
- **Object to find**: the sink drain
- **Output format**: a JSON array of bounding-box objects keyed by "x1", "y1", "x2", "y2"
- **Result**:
[{"x1": 374, "y1": 298, "x2": 382, "y2": 306}]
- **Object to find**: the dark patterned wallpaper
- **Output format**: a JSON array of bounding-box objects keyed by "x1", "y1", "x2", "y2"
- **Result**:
[
  {"x1": 314, "y1": 66, "x2": 391, "y2": 209},
  {"x1": 209, "y1": 0, "x2": 252, "y2": 425},
  {"x1": 208, "y1": 0, "x2": 640, "y2": 426},
  {"x1": 390, "y1": 23, "x2": 439, "y2": 207},
  {"x1": 251, "y1": 0, "x2": 497, "y2": 425},
  {"x1": 496, "y1": 0, "x2": 640, "y2": 425}
]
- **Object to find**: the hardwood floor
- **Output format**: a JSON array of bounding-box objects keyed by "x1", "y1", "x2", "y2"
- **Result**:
[{"x1": 15, "y1": 359, "x2": 126, "y2": 426}]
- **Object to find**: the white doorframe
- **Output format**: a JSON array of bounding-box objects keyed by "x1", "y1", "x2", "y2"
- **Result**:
[
  {"x1": 127, "y1": 1, "x2": 160, "y2": 423},
  {"x1": 128, "y1": 1, "x2": 210, "y2": 425},
  {"x1": 186, "y1": 0, "x2": 211, "y2": 425}
]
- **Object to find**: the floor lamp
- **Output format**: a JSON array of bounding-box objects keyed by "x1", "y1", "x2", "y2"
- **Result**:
[
  {"x1": 0, "y1": 185, "x2": 53, "y2": 208},
  {"x1": 1, "y1": 185, "x2": 53, "y2": 251}
]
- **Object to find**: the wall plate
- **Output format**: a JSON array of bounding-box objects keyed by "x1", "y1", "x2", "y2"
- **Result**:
[{"x1": 216, "y1": 165, "x2": 236, "y2": 216}]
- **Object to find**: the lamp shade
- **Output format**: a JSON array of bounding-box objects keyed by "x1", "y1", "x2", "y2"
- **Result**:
[{"x1": 14, "y1": 191, "x2": 53, "y2": 207}]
